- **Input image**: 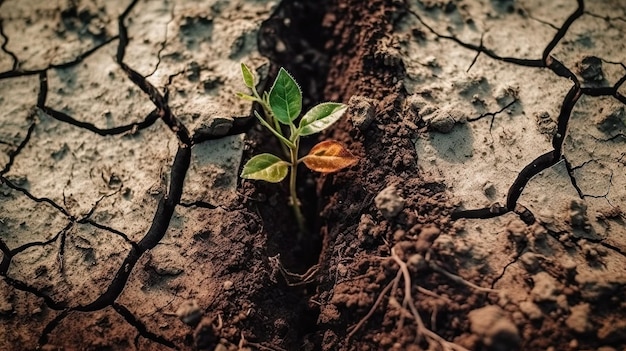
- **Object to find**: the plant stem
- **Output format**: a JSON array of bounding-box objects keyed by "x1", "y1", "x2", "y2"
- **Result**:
[{"x1": 289, "y1": 139, "x2": 306, "y2": 234}]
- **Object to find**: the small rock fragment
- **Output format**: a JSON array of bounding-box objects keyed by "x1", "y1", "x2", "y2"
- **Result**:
[
  {"x1": 577, "y1": 56, "x2": 604, "y2": 82},
  {"x1": 407, "y1": 254, "x2": 426, "y2": 273},
  {"x1": 568, "y1": 199, "x2": 590, "y2": 230},
  {"x1": 519, "y1": 252, "x2": 540, "y2": 272},
  {"x1": 595, "y1": 107, "x2": 625, "y2": 135},
  {"x1": 357, "y1": 214, "x2": 380, "y2": 243},
  {"x1": 560, "y1": 257, "x2": 577, "y2": 273},
  {"x1": 519, "y1": 300, "x2": 543, "y2": 321},
  {"x1": 433, "y1": 234, "x2": 455, "y2": 256},
  {"x1": 194, "y1": 316, "x2": 220, "y2": 349},
  {"x1": 469, "y1": 305, "x2": 520, "y2": 351},
  {"x1": 0, "y1": 298, "x2": 13, "y2": 316},
  {"x1": 506, "y1": 218, "x2": 527, "y2": 243},
  {"x1": 483, "y1": 181, "x2": 496, "y2": 198},
  {"x1": 176, "y1": 300, "x2": 202, "y2": 326},
  {"x1": 148, "y1": 252, "x2": 184, "y2": 276},
  {"x1": 348, "y1": 95, "x2": 377, "y2": 130},
  {"x1": 375, "y1": 185, "x2": 405, "y2": 219},
  {"x1": 530, "y1": 223, "x2": 548, "y2": 242},
  {"x1": 430, "y1": 113, "x2": 455, "y2": 133},
  {"x1": 531, "y1": 272, "x2": 558, "y2": 302},
  {"x1": 535, "y1": 111, "x2": 557, "y2": 136},
  {"x1": 427, "y1": 107, "x2": 466, "y2": 133},
  {"x1": 566, "y1": 303, "x2": 592, "y2": 333},
  {"x1": 223, "y1": 280, "x2": 233, "y2": 290},
  {"x1": 186, "y1": 61, "x2": 201, "y2": 82}
]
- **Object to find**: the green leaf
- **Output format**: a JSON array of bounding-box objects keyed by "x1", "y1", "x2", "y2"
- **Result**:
[
  {"x1": 241, "y1": 63, "x2": 255, "y2": 88},
  {"x1": 236, "y1": 92, "x2": 257, "y2": 102},
  {"x1": 241, "y1": 154, "x2": 289, "y2": 183},
  {"x1": 299, "y1": 102, "x2": 347, "y2": 136},
  {"x1": 269, "y1": 67, "x2": 302, "y2": 125}
]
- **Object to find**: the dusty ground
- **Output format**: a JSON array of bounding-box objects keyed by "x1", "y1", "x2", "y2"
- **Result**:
[{"x1": 1, "y1": 0, "x2": 625, "y2": 350}]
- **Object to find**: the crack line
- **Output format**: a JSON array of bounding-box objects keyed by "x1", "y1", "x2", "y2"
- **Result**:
[
  {"x1": 40, "y1": 106, "x2": 160, "y2": 136},
  {"x1": 0, "y1": 112, "x2": 36, "y2": 176},
  {"x1": 0, "y1": 18, "x2": 19, "y2": 70},
  {"x1": 75, "y1": 144, "x2": 190, "y2": 311},
  {"x1": 113, "y1": 303, "x2": 177, "y2": 350},
  {"x1": 0, "y1": 36, "x2": 119, "y2": 80}
]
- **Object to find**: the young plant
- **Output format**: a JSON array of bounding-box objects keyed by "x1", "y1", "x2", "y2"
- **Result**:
[{"x1": 237, "y1": 63, "x2": 357, "y2": 233}]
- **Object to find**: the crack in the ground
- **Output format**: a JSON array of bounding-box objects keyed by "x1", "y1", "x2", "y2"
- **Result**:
[
  {"x1": 0, "y1": 176, "x2": 71, "y2": 217},
  {"x1": 40, "y1": 106, "x2": 160, "y2": 137},
  {"x1": 113, "y1": 302, "x2": 178, "y2": 350},
  {"x1": 0, "y1": 36, "x2": 119, "y2": 79},
  {"x1": 466, "y1": 99, "x2": 518, "y2": 133},
  {"x1": 581, "y1": 72, "x2": 626, "y2": 104},
  {"x1": 74, "y1": 144, "x2": 189, "y2": 312},
  {"x1": 0, "y1": 18, "x2": 18, "y2": 71},
  {"x1": 178, "y1": 200, "x2": 218, "y2": 210},
  {"x1": 584, "y1": 11, "x2": 626, "y2": 24},
  {"x1": 27, "y1": 143, "x2": 188, "y2": 345},
  {"x1": 563, "y1": 157, "x2": 586, "y2": 199},
  {"x1": 521, "y1": 7, "x2": 560, "y2": 31},
  {"x1": 37, "y1": 310, "x2": 69, "y2": 346},
  {"x1": 0, "y1": 222, "x2": 69, "y2": 275},
  {"x1": 583, "y1": 172, "x2": 613, "y2": 200},
  {"x1": 0, "y1": 111, "x2": 35, "y2": 176},
  {"x1": 115, "y1": 1, "x2": 192, "y2": 145},
  {"x1": 490, "y1": 241, "x2": 528, "y2": 290},
  {"x1": 547, "y1": 227, "x2": 626, "y2": 260},
  {"x1": 565, "y1": 158, "x2": 614, "y2": 201},
  {"x1": 592, "y1": 133, "x2": 626, "y2": 142},
  {"x1": 144, "y1": 3, "x2": 175, "y2": 79},
  {"x1": 406, "y1": 2, "x2": 543, "y2": 67},
  {"x1": 81, "y1": 219, "x2": 138, "y2": 250}
]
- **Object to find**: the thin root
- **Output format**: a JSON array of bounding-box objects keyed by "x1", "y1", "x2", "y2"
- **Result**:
[
  {"x1": 269, "y1": 254, "x2": 319, "y2": 286},
  {"x1": 428, "y1": 260, "x2": 499, "y2": 294},
  {"x1": 345, "y1": 246, "x2": 495, "y2": 350},
  {"x1": 347, "y1": 270, "x2": 402, "y2": 340},
  {"x1": 391, "y1": 247, "x2": 470, "y2": 351}
]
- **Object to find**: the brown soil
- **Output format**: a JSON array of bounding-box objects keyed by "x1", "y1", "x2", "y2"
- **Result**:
[{"x1": 1, "y1": 0, "x2": 625, "y2": 351}]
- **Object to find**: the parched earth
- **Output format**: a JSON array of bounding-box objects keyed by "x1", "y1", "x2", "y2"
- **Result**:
[{"x1": 1, "y1": 1, "x2": 625, "y2": 351}]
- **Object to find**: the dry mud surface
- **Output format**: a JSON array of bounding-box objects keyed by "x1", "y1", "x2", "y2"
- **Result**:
[{"x1": 1, "y1": 0, "x2": 625, "y2": 350}]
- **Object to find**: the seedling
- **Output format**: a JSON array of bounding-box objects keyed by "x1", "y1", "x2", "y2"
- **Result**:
[{"x1": 237, "y1": 63, "x2": 357, "y2": 233}]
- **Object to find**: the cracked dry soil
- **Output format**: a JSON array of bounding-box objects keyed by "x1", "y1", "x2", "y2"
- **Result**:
[{"x1": 1, "y1": 0, "x2": 625, "y2": 350}]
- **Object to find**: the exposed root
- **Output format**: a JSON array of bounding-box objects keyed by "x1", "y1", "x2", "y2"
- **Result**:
[
  {"x1": 347, "y1": 246, "x2": 499, "y2": 350},
  {"x1": 347, "y1": 270, "x2": 401, "y2": 340},
  {"x1": 426, "y1": 254, "x2": 499, "y2": 294},
  {"x1": 391, "y1": 248, "x2": 469, "y2": 351},
  {"x1": 269, "y1": 254, "x2": 320, "y2": 286}
]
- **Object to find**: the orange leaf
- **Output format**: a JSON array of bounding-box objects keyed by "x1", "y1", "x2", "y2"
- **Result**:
[{"x1": 301, "y1": 140, "x2": 358, "y2": 173}]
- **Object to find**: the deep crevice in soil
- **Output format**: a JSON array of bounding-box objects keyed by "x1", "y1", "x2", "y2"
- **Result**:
[{"x1": 237, "y1": 0, "x2": 336, "y2": 347}]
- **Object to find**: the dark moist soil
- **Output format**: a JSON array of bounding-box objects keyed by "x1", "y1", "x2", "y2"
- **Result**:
[
  {"x1": 226, "y1": 1, "x2": 624, "y2": 351},
  {"x1": 234, "y1": 0, "x2": 465, "y2": 349}
]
